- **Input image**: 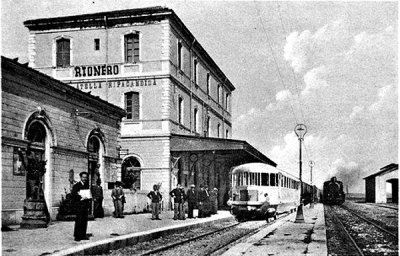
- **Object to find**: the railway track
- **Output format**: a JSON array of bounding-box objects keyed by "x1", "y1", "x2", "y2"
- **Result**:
[
  {"x1": 365, "y1": 203, "x2": 398, "y2": 211},
  {"x1": 137, "y1": 221, "x2": 268, "y2": 256},
  {"x1": 131, "y1": 212, "x2": 292, "y2": 256},
  {"x1": 325, "y1": 205, "x2": 398, "y2": 256},
  {"x1": 341, "y1": 205, "x2": 398, "y2": 239}
]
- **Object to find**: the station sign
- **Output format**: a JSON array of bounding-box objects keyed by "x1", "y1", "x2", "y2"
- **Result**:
[
  {"x1": 71, "y1": 78, "x2": 157, "y2": 91},
  {"x1": 74, "y1": 64, "x2": 119, "y2": 77}
]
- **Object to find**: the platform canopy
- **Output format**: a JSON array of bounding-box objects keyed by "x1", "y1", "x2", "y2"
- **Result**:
[{"x1": 170, "y1": 134, "x2": 276, "y2": 167}]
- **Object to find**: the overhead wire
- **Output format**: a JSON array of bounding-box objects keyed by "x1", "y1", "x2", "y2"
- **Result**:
[
  {"x1": 278, "y1": 2, "x2": 321, "y2": 169},
  {"x1": 252, "y1": 1, "x2": 299, "y2": 126}
]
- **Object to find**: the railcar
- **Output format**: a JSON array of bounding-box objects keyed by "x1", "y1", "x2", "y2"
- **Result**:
[
  {"x1": 322, "y1": 177, "x2": 345, "y2": 205},
  {"x1": 230, "y1": 163, "x2": 302, "y2": 221}
]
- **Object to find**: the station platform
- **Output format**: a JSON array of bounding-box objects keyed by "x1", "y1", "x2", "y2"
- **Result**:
[
  {"x1": 2, "y1": 210, "x2": 234, "y2": 256},
  {"x1": 222, "y1": 203, "x2": 327, "y2": 256}
]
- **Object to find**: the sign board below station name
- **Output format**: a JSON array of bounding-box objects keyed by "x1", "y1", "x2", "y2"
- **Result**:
[{"x1": 71, "y1": 79, "x2": 157, "y2": 90}]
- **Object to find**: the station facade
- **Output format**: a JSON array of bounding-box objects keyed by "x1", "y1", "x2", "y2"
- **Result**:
[
  {"x1": 1, "y1": 56, "x2": 126, "y2": 225},
  {"x1": 24, "y1": 7, "x2": 275, "y2": 212}
]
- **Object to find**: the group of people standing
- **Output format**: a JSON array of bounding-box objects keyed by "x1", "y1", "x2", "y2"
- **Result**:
[
  {"x1": 70, "y1": 174, "x2": 220, "y2": 241},
  {"x1": 147, "y1": 183, "x2": 219, "y2": 220}
]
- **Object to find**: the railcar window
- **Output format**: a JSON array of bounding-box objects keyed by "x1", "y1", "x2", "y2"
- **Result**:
[
  {"x1": 276, "y1": 175, "x2": 279, "y2": 187},
  {"x1": 270, "y1": 173, "x2": 276, "y2": 186},
  {"x1": 250, "y1": 173, "x2": 254, "y2": 185},
  {"x1": 261, "y1": 173, "x2": 269, "y2": 186}
]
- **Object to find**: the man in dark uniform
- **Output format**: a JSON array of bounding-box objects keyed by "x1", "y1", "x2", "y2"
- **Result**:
[
  {"x1": 197, "y1": 185, "x2": 208, "y2": 218},
  {"x1": 170, "y1": 184, "x2": 186, "y2": 220},
  {"x1": 186, "y1": 184, "x2": 197, "y2": 218},
  {"x1": 91, "y1": 179, "x2": 104, "y2": 218},
  {"x1": 71, "y1": 172, "x2": 91, "y2": 241}
]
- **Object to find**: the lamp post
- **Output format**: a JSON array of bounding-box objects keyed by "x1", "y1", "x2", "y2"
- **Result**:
[
  {"x1": 294, "y1": 124, "x2": 307, "y2": 223},
  {"x1": 309, "y1": 160, "x2": 315, "y2": 209}
]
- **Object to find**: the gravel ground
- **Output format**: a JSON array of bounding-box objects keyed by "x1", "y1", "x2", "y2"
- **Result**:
[
  {"x1": 325, "y1": 202, "x2": 398, "y2": 256},
  {"x1": 105, "y1": 219, "x2": 266, "y2": 256}
]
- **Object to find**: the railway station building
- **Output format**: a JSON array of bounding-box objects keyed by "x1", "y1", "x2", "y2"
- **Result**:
[
  {"x1": 364, "y1": 163, "x2": 398, "y2": 204},
  {"x1": 23, "y1": 6, "x2": 275, "y2": 213},
  {"x1": 1, "y1": 56, "x2": 126, "y2": 226}
]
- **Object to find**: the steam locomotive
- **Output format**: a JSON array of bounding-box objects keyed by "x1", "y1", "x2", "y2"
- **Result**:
[{"x1": 322, "y1": 177, "x2": 345, "y2": 205}]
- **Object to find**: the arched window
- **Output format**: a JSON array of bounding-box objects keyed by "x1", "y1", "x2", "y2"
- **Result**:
[
  {"x1": 87, "y1": 136, "x2": 100, "y2": 153},
  {"x1": 121, "y1": 156, "x2": 141, "y2": 189},
  {"x1": 27, "y1": 122, "x2": 46, "y2": 144},
  {"x1": 56, "y1": 38, "x2": 70, "y2": 68},
  {"x1": 217, "y1": 123, "x2": 221, "y2": 138}
]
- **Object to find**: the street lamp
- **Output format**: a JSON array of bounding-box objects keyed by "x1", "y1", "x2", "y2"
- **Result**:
[
  {"x1": 309, "y1": 160, "x2": 315, "y2": 209},
  {"x1": 294, "y1": 124, "x2": 307, "y2": 223}
]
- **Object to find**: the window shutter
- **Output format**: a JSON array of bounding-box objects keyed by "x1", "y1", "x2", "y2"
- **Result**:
[{"x1": 132, "y1": 92, "x2": 140, "y2": 120}]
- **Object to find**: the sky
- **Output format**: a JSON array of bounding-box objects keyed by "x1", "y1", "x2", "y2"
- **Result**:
[{"x1": 1, "y1": 0, "x2": 398, "y2": 192}]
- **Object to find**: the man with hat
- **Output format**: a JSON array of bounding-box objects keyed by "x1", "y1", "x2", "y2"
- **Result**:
[
  {"x1": 209, "y1": 188, "x2": 219, "y2": 214},
  {"x1": 170, "y1": 184, "x2": 186, "y2": 220},
  {"x1": 111, "y1": 181, "x2": 125, "y2": 218},
  {"x1": 71, "y1": 172, "x2": 91, "y2": 241},
  {"x1": 186, "y1": 184, "x2": 197, "y2": 218},
  {"x1": 197, "y1": 185, "x2": 208, "y2": 218}
]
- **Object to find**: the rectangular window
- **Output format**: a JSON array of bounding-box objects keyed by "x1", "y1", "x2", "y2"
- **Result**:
[
  {"x1": 217, "y1": 85, "x2": 221, "y2": 104},
  {"x1": 178, "y1": 97, "x2": 184, "y2": 124},
  {"x1": 56, "y1": 38, "x2": 70, "y2": 68},
  {"x1": 225, "y1": 93, "x2": 229, "y2": 109},
  {"x1": 206, "y1": 116, "x2": 210, "y2": 137},
  {"x1": 193, "y1": 59, "x2": 198, "y2": 85},
  {"x1": 94, "y1": 38, "x2": 100, "y2": 51},
  {"x1": 193, "y1": 108, "x2": 198, "y2": 132},
  {"x1": 270, "y1": 173, "x2": 276, "y2": 186},
  {"x1": 207, "y1": 73, "x2": 210, "y2": 95},
  {"x1": 125, "y1": 33, "x2": 139, "y2": 63},
  {"x1": 261, "y1": 173, "x2": 269, "y2": 186},
  {"x1": 125, "y1": 92, "x2": 140, "y2": 120},
  {"x1": 178, "y1": 42, "x2": 183, "y2": 70}
]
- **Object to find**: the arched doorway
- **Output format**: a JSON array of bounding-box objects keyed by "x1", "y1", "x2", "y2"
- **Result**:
[
  {"x1": 26, "y1": 122, "x2": 47, "y2": 201},
  {"x1": 22, "y1": 111, "x2": 54, "y2": 228},
  {"x1": 121, "y1": 156, "x2": 141, "y2": 190}
]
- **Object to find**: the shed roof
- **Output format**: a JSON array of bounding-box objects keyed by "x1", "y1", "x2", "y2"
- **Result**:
[{"x1": 363, "y1": 163, "x2": 398, "y2": 180}]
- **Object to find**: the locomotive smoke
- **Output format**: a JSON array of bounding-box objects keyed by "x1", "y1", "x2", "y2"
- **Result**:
[{"x1": 333, "y1": 164, "x2": 365, "y2": 194}]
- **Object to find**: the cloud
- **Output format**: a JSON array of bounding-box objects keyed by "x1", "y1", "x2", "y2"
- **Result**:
[
  {"x1": 349, "y1": 106, "x2": 364, "y2": 119},
  {"x1": 302, "y1": 65, "x2": 329, "y2": 96},
  {"x1": 368, "y1": 84, "x2": 397, "y2": 114},
  {"x1": 284, "y1": 19, "x2": 352, "y2": 73},
  {"x1": 276, "y1": 89, "x2": 293, "y2": 102}
]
